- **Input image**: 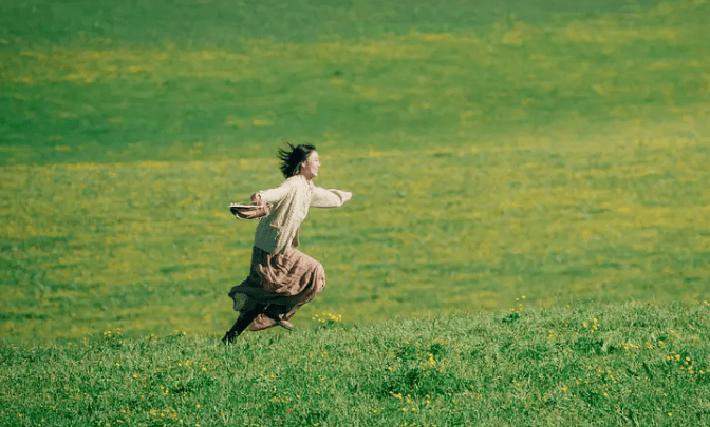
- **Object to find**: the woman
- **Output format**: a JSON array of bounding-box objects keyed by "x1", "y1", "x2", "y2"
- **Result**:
[{"x1": 222, "y1": 143, "x2": 352, "y2": 343}]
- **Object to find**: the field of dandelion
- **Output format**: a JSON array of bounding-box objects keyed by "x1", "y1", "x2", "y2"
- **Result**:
[
  {"x1": 1, "y1": 0, "x2": 709, "y2": 344},
  {"x1": 2, "y1": 134, "x2": 709, "y2": 343}
]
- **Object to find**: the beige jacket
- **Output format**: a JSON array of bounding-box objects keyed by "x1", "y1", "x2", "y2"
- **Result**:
[{"x1": 254, "y1": 175, "x2": 348, "y2": 254}]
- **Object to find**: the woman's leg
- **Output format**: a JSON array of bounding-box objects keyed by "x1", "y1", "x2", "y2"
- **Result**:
[{"x1": 222, "y1": 304, "x2": 265, "y2": 344}]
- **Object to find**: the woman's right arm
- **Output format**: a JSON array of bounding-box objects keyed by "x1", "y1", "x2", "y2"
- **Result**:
[{"x1": 252, "y1": 179, "x2": 292, "y2": 204}]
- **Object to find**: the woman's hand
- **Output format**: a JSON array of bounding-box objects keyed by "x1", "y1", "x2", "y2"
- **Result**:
[{"x1": 250, "y1": 193, "x2": 264, "y2": 205}]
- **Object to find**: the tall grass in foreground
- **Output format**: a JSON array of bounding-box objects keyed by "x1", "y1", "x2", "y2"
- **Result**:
[{"x1": 1, "y1": 303, "x2": 707, "y2": 425}]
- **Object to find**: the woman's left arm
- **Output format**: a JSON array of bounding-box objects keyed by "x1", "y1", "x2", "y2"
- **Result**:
[
  {"x1": 311, "y1": 186, "x2": 352, "y2": 208},
  {"x1": 252, "y1": 179, "x2": 293, "y2": 205}
]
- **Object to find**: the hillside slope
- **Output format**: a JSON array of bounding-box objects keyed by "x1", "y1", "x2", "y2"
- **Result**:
[{"x1": 1, "y1": 302, "x2": 707, "y2": 425}]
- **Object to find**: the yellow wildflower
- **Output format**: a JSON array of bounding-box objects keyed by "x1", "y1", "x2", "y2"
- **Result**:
[{"x1": 427, "y1": 353, "x2": 436, "y2": 367}]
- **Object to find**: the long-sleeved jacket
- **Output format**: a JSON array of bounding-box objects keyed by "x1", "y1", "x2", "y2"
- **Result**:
[{"x1": 253, "y1": 174, "x2": 348, "y2": 254}]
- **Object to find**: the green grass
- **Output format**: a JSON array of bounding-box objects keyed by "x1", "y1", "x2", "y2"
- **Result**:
[
  {"x1": 1, "y1": 303, "x2": 707, "y2": 425},
  {"x1": 1, "y1": 1, "x2": 707, "y2": 164},
  {"x1": 1, "y1": 1, "x2": 708, "y2": 342},
  {"x1": 1, "y1": 1, "x2": 709, "y2": 423},
  {"x1": 1, "y1": 136, "x2": 708, "y2": 341}
]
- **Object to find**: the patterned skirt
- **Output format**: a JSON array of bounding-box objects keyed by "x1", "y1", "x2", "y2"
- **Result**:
[{"x1": 228, "y1": 246, "x2": 326, "y2": 331}]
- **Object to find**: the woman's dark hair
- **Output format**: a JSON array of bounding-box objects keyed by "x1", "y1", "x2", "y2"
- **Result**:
[{"x1": 278, "y1": 142, "x2": 317, "y2": 178}]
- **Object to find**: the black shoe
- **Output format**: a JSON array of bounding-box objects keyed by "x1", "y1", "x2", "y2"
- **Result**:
[{"x1": 222, "y1": 331, "x2": 236, "y2": 344}]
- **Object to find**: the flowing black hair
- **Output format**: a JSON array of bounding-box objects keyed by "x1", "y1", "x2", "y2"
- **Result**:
[{"x1": 278, "y1": 142, "x2": 317, "y2": 178}]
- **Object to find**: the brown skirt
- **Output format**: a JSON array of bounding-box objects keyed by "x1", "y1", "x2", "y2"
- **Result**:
[{"x1": 228, "y1": 246, "x2": 326, "y2": 331}]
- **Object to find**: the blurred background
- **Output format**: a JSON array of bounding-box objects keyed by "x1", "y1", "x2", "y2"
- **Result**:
[{"x1": 1, "y1": 0, "x2": 707, "y2": 342}]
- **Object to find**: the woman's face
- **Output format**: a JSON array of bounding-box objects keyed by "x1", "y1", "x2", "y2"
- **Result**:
[{"x1": 301, "y1": 151, "x2": 320, "y2": 179}]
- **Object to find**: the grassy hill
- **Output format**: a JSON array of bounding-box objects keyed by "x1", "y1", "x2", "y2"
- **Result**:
[
  {"x1": 1, "y1": 303, "x2": 707, "y2": 425},
  {"x1": 1, "y1": 2, "x2": 708, "y2": 343},
  {"x1": 1, "y1": 1, "x2": 709, "y2": 423}
]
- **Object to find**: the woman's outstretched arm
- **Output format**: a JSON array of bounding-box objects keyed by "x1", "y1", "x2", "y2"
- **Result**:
[
  {"x1": 253, "y1": 179, "x2": 293, "y2": 204},
  {"x1": 311, "y1": 186, "x2": 352, "y2": 208}
]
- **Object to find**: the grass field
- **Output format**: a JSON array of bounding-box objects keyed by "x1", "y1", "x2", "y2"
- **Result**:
[
  {"x1": 1, "y1": 304, "x2": 708, "y2": 425},
  {"x1": 1, "y1": 0, "x2": 709, "y2": 424}
]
